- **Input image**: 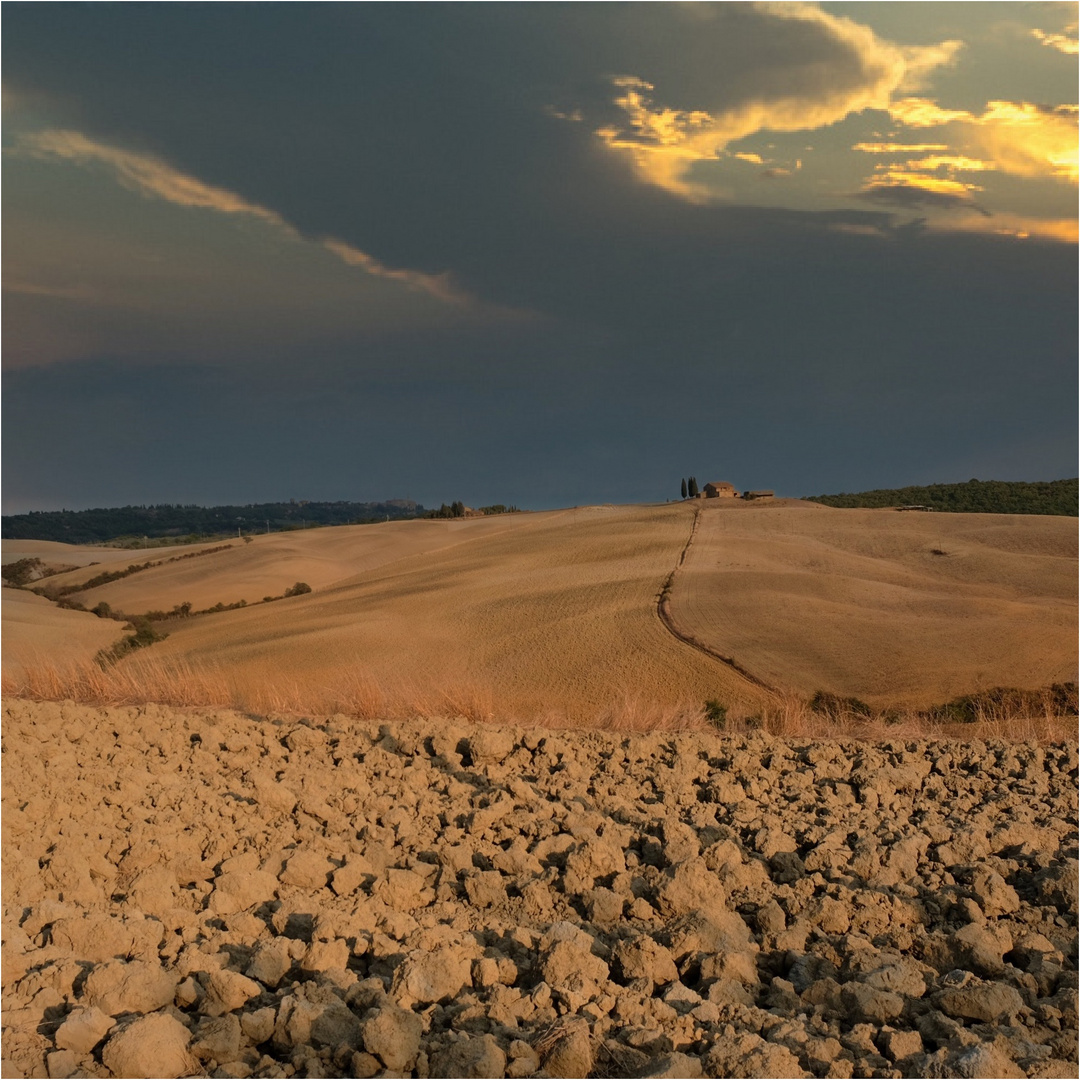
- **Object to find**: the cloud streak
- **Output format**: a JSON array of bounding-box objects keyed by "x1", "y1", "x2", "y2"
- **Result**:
[
  {"x1": 20, "y1": 130, "x2": 287, "y2": 224},
  {"x1": 2, "y1": 279, "x2": 98, "y2": 302},
  {"x1": 320, "y1": 239, "x2": 469, "y2": 305},
  {"x1": 1032, "y1": 27, "x2": 1079, "y2": 56},
  {"x1": 17, "y1": 130, "x2": 472, "y2": 304},
  {"x1": 858, "y1": 178, "x2": 987, "y2": 215}
]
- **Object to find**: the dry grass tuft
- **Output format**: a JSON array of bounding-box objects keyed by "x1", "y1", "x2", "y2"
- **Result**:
[
  {"x1": 744, "y1": 691, "x2": 1077, "y2": 744},
  {"x1": 323, "y1": 669, "x2": 385, "y2": 722},
  {"x1": 588, "y1": 694, "x2": 709, "y2": 734},
  {"x1": 3, "y1": 654, "x2": 234, "y2": 711},
  {"x1": 4, "y1": 655, "x2": 1075, "y2": 744},
  {"x1": 432, "y1": 681, "x2": 498, "y2": 725}
]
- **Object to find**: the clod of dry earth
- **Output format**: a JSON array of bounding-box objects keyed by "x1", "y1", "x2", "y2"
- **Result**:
[{"x1": 2, "y1": 699, "x2": 1077, "y2": 1079}]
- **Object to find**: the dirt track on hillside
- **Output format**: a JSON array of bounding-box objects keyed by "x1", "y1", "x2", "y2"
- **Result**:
[{"x1": 3, "y1": 699, "x2": 1076, "y2": 1079}]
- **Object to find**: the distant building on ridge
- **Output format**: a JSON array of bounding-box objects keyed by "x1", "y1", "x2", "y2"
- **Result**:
[{"x1": 702, "y1": 481, "x2": 739, "y2": 499}]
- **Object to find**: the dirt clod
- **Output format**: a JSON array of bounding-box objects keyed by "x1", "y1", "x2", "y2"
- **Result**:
[{"x1": 2, "y1": 699, "x2": 1076, "y2": 1079}]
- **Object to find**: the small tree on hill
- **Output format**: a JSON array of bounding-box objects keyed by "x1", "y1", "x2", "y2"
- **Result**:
[
  {"x1": 688, "y1": 477, "x2": 699, "y2": 498},
  {"x1": 681, "y1": 478, "x2": 687, "y2": 499}
]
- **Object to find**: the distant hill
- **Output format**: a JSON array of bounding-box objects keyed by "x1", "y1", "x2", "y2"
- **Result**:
[
  {"x1": 1, "y1": 500, "x2": 428, "y2": 545},
  {"x1": 805, "y1": 478, "x2": 1078, "y2": 516}
]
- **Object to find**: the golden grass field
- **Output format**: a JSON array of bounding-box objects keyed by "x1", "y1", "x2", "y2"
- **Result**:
[
  {"x1": 3, "y1": 536, "x2": 236, "y2": 572},
  {"x1": 671, "y1": 500, "x2": 1079, "y2": 708},
  {"x1": 1, "y1": 586, "x2": 126, "y2": 673},
  {"x1": 3, "y1": 501, "x2": 1076, "y2": 730}
]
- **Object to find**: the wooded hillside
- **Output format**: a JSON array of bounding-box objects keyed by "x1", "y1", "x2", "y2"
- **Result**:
[{"x1": 806, "y1": 478, "x2": 1077, "y2": 515}]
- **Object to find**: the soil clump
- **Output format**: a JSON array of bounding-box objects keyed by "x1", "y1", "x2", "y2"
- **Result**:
[{"x1": 2, "y1": 699, "x2": 1076, "y2": 1078}]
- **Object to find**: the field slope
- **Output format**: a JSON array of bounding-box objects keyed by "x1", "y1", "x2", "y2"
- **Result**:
[
  {"x1": 3, "y1": 501, "x2": 1075, "y2": 716},
  {"x1": 669, "y1": 500, "x2": 1078, "y2": 707},
  {"x1": 137, "y1": 504, "x2": 762, "y2": 719}
]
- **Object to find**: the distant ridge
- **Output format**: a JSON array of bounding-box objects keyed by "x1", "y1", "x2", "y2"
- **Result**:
[
  {"x1": 805, "y1": 478, "x2": 1078, "y2": 516},
  {"x1": 1, "y1": 500, "x2": 427, "y2": 544}
]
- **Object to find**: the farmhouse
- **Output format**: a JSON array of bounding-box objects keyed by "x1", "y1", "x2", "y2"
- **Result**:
[
  {"x1": 702, "y1": 481, "x2": 739, "y2": 499},
  {"x1": 743, "y1": 490, "x2": 775, "y2": 501}
]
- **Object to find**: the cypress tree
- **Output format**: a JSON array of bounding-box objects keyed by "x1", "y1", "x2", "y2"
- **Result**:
[
  {"x1": 688, "y1": 476, "x2": 699, "y2": 498},
  {"x1": 681, "y1": 478, "x2": 688, "y2": 499}
]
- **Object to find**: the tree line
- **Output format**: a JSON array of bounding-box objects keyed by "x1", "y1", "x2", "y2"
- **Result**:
[
  {"x1": 1, "y1": 500, "x2": 428, "y2": 544},
  {"x1": 805, "y1": 478, "x2": 1077, "y2": 516},
  {"x1": 3, "y1": 497, "x2": 524, "y2": 543},
  {"x1": 427, "y1": 503, "x2": 520, "y2": 519}
]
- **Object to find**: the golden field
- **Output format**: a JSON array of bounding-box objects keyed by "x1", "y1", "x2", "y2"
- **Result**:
[
  {"x1": 3, "y1": 501, "x2": 1076, "y2": 727},
  {"x1": 671, "y1": 500, "x2": 1078, "y2": 708}
]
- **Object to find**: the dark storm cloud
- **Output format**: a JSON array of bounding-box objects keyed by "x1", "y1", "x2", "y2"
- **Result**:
[
  {"x1": 2, "y1": 5, "x2": 1076, "y2": 510},
  {"x1": 4, "y1": 230, "x2": 1075, "y2": 513},
  {"x1": 0, "y1": 4, "x2": 930, "y2": 320}
]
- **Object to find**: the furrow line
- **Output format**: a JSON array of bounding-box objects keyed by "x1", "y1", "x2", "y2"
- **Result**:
[{"x1": 657, "y1": 505, "x2": 780, "y2": 696}]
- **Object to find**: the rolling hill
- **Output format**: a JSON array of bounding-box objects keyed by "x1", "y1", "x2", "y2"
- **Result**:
[{"x1": 3, "y1": 500, "x2": 1076, "y2": 719}]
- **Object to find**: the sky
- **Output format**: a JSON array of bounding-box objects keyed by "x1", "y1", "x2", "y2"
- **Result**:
[{"x1": 3, "y1": 2, "x2": 1077, "y2": 514}]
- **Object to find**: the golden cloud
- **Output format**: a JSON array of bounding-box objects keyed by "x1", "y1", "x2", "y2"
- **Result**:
[
  {"x1": 974, "y1": 101, "x2": 1078, "y2": 183},
  {"x1": 853, "y1": 141, "x2": 949, "y2": 154},
  {"x1": 18, "y1": 130, "x2": 470, "y2": 304},
  {"x1": 593, "y1": 7, "x2": 961, "y2": 200},
  {"x1": 854, "y1": 142, "x2": 993, "y2": 175},
  {"x1": 888, "y1": 98, "x2": 972, "y2": 128},
  {"x1": 903, "y1": 154, "x2": 992, "y2": 173},
  {"x1": 1032, "y1": 28, "x2": 1079, "y2": 56},
  {"x1": 865, "y1": 169, "x2": 982, "y2": 196},
  {"x1": 937, "y1": 211, "x2": 1079, "y2": 243},
  {"x1": 854, "y1": 175, "x2": 1076, "y2": 240},
  {"x1": 888, "y1": 98, "x2": 1079, "y2": 184}
]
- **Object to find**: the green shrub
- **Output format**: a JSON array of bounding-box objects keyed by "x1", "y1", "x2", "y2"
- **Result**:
[
  {"x1": 704, "y1": 699, "x2": 728, "y2": 729},
  {"x1": 284, "y1": 582, "x2": 312, "y2": 597},
  {"x1": 927, "y1": 683, "x2": 1078, "y2": 723},
  {"x1": 97, "y1": 618, "x2": 168, "y2": 666},
  {"x1": 1, "y1": 557, "x2": 44, "y2": 586},
  {"x1": 809, "y1": 691, "x2": 872, "y2": 719}
]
